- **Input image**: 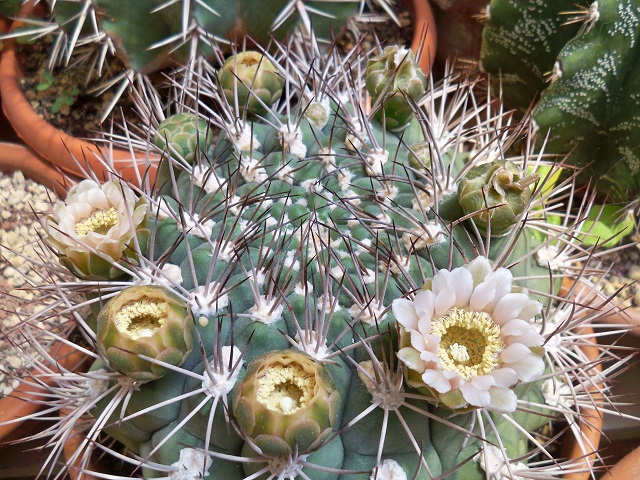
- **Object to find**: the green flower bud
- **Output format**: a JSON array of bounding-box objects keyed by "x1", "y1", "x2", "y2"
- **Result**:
[
  {"x1": 366, "y1": 46, "x2": 427, "y2": 131},
  {"x1": 232, "y1": 350, "x2": 341, "y2": 456},
  {"x1": 96, "y1": 286, "x2": 195, "y2": 382},
  {"x1": 153, "y1": 113, "x2": 214, "y2": 164},
  {"x1": 458, "y1": 160, "x2": 540, "y2": 236},
  {"x1": 219, "y1": 52, "x2": 284, "y2": 117}
]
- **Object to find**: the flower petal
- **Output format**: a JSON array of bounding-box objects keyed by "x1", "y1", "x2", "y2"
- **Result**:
[
  {"x1": 501, "y1": 320, "x2": 544, "y2": 347},
  {"x1": 501, "y1": 344, "x2": 545, "y2": 382},
  {"x1": 466, "y1": 256, "x2": 492, "y2": 287},
  {"x1": 422, "y1": 369, "x2": 454, "y2": 393},
  {"x1": 517, "y1": 298, "x2": 543, "y2": 322},
  {"x1": 487, "y1": 387, "x2": 518, "y2": 413},
  {"x1": 489, "y1": 368, "x2": 518, "y2": 388},
  {"x1": 431, "y1": 269, "x2": 451, "y2": 295},
  {"x1": 398, "y1": 347, "x2": 425, "y2": 373},
  {"x1": 492, "y1": 293, "x2": 533, "y2": 325},
  {"x1": 469, "y1": 374, "x2": 496, "y2": 390},
  {"x1": 469, "y1": 280, "x2": 497, "y2": 312},
  {"x1": 413, "y1": 290, "x2": 435, "y2": 319},
  {"x1": 434, "y1": 288, "x2": 456, "y2": 316},
  {"x1": 450, "y1": 266, "x2": 474, "y2": 307},
  {"x1": 471, "y1": 268, "x2": 512, "y2": 312},
  {"x1": 500, "y1": 342, "x2": 532, "y2": 363},
  {"x1": 392, "y1": 298, "x2": 419, "y2": 331},
  {"x1": 460, "y1": 382, "x2": 491, "y2": 408}
]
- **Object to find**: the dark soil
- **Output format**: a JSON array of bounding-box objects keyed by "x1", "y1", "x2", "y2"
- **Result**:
[
  {"x1": 16, "y1": 38, "x2": 132, "y2": 140},
  {"x1": 337, "y1": 1, "x2": 413, "y2": 53}
]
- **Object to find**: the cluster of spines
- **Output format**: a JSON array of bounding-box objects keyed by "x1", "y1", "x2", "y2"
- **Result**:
[{"x1": 2, "y1": 33, "x2": 629, "y2": 480}]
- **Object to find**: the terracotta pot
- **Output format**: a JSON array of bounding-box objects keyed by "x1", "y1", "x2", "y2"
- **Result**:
[
  {"x1": 0, "y1": 341, "x2": 89, "y2": 442},
  {"x1": 601, "y1": 445, "x2": 640, "y2": 479},
  {"x1": 429, "y1": 0, "x2": 488, "y2": 71},
  {"x1": 0, "y1": 142, "x2": 78, "y2": 198},
  {"x1": 563, "y1": 327, "x2": 604, "y2": 480},
  {"x1": 404, "y1": 0, "x2": 438, "y2": 74},
  {"x1": 0, "y1": 1, "x2": 158, "y2": 187}
]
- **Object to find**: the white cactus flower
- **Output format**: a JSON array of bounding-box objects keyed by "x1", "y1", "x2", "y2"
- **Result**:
[
  {"x1": 45, "y1": 179, "x2": 148, "y2": 278},
  {"x1": 393, "y1": 256, "x2": 545, "y2": 413}
]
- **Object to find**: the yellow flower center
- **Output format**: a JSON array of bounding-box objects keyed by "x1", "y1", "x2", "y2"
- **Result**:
[
  {"x1": 431, "y1": 307, "x2": 504, "y2": 381},
  {"x1": 75, "y1": 207, "x2": 119, "y2": 237},
  {"x1": 114, "y1": 300, "x2": 166, "y2": 340},
  {"x1": 257, "y1": 364, "x2": 315, "y2": 414}
]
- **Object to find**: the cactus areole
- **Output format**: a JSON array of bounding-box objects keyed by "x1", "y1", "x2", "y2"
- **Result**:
[{"x1": 26, "y1": 35, "x2": 622, "y2": 480}]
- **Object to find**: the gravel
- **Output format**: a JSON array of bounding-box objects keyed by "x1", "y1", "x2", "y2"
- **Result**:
[
  {"x1": 595, "y1": 235, "x2": 640, "y2": 308},
  {"x1": 0, "y1": 170, "x2": 69, "y2": 397}
]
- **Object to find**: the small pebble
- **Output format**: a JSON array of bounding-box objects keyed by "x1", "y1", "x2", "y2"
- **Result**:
[
  {"x1": 0, "y1": 170, "x2": 65, "y2": 399},
  {"x1": 634, "y1": 290, "x2": 640, "y2": 307},
  {"x1": 628, "y1": 265, "x2": 640, "y2": 281}
]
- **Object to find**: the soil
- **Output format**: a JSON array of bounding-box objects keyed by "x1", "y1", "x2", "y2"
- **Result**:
[
  {"x1": 16, "y1": 38, "x2": 135, "y2": 140},
  {"x1": 337, "y1": 1, "x2": 413, "y2": 53}
]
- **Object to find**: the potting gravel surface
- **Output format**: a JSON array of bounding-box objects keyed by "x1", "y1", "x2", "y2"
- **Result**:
[{"x1": 0, "y1": 169, "x2": 69, "y2": 397}]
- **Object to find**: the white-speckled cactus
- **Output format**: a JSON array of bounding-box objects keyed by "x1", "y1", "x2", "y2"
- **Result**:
[
  {"x1": 480, "y1": 0, "x2": 640, "y2": 201},
  {"x1": 2, "y1": 32, "x2": 635, "y2": 480}
]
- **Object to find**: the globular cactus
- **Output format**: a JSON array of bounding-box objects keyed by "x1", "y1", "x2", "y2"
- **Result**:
[
  {"x1": 480, "y1": 0, "x2": 640, "y2": 202},
  {"x1": 6, "y1": 0, "x2": 370, "y2": 75},
  {"x1": 6, "y1": 33, "x2": 630, "y2": 480}
]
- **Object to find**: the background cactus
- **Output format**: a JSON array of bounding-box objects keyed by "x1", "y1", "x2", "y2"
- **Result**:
[
  {"x1": 3, "y1": 32, "x2": 631, "y2": 480},
  {"x1": 1, "y1": 0, "x2": 395, "y2": 120},
  {"x1": 479, "y1": 0, "x2": 640, "y2": 202}
]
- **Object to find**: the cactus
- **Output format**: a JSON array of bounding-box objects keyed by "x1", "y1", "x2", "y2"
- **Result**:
[
  {"x1": 3, "y1": 34, "x2": 633, "y2": 480},
  {"x1": 1, "y1": 0, "x2": 396, "y2": 121},
  {"x1": 480, "y1": 0, "x2": 640, "y2": 202}
]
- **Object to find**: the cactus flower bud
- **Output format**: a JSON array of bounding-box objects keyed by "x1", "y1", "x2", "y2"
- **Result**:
[
  {"x1": 366, "y1": 46, "x2": 427, "y2": 131},
  {"x1": 232, "y1": 350, "x2": 341, "y2": 456},
  {"x1": 219, "y1": 51, "x2": 284, "y2": 117},
  {"x1": 44, "y1": 179, "x2": 148, "y2": 279},
  {"x1": 96, "y1": 286, "x2": 195, "y2": 381},
  {"x1": 153, "y1": 113, "x2": 214, "y2": 164},
  {"x1": 458, "y1": 160, "x2": 540, "y2": 236}
]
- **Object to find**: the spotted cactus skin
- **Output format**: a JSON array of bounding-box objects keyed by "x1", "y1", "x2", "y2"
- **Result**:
[
  {"x1": 480, "y1": 0, "x2": 640, "y2": 201},
  {"x1": 480, "y1": 0, "x2": 586, "y2": 109},
  {"x1": 533, "y1": 0, "x2": 640, "y2": 201}
]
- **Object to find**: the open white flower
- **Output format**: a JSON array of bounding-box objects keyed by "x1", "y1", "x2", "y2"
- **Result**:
[
  {"x1": 45, "y1": 179, "x2": 148, "y2": 279},
  {"x1": 392, "y1": 256, "x2": 545, "y2": 413}
]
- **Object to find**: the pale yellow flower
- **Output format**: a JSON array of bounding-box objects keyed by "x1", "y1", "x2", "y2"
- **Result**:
[{"x1": 45, "y1": 179, "x2": 148, "y2": 279}]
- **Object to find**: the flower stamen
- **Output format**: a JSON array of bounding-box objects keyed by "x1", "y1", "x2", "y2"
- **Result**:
[
  {"x1": 432, "y1": 308, "x2": 504, "y2": 381},
  {"x1": 114, "y1": 300, "x2": 166, "y2": 340},
  {"x1": 257, "y1": 364, "x2": 315, "y2": 414},
  {"x1": 75, "y1": 207, "x2": 119, "y2": 237}
]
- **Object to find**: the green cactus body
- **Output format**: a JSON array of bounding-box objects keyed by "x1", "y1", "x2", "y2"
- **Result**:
[
  {"x1": 480, "y1": 0, "x2": 587, "y2": 109},
  {"x1": 480, "y1": 0, "x2": 640, "y2": 201},
  {"x1": 33, "y1": 40, "x2": 598, "y2": 480},
  {"x1": 533, "y1": 0, "x2": 640, "y2": 201},
  {"x1": 25, "y1": 0, "x2": 361, "y2": 76}
]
